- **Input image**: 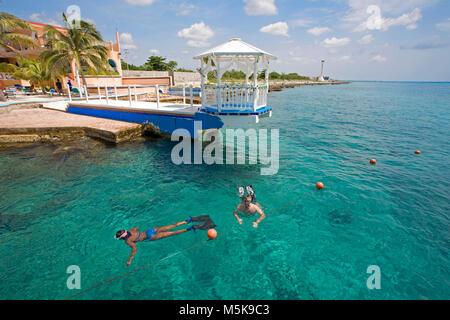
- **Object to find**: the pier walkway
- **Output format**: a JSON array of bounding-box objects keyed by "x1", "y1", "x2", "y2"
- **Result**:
[{"x1": 0, "y1": 106, "x2": 143, "y2": 144}]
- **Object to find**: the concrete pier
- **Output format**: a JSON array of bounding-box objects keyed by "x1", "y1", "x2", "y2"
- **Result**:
[{"x1": 0, "y1": 107, "x2": 143, "y2": 145}]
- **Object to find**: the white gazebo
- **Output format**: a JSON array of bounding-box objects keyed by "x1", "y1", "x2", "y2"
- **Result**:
[{"x1": 194, "y1": 38, "x2": 276, "y2": 116}]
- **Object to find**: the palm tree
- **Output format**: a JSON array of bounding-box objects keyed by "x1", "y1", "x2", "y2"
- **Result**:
[
  {"x1": 0, "y1": 12, "x2": 37, "y2": 52},
  {"x1": 0, "y1": 12, "x2": 37, "y2": 100},
  {"x1": 13, "y1": 57, "x2": 53, "y2": 92},
  {"x1": 0, "y1": 57, "x2": 54, "y2": 93},
  {"x1": 41, "y1": 13, "x2": 111, "y2": 89}
]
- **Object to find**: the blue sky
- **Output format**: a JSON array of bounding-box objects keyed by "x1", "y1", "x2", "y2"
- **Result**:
[{"x1": 2, "y1": 0, "x2": 450, "y2": 81}]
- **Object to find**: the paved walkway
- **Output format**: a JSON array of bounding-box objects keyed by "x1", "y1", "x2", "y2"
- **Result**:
[{"x1": 0, "y1": 108, "x2": 142, "y2": 144}]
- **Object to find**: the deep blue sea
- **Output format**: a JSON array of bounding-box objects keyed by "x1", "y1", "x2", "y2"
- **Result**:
[{"x1": 0, "y1": 81, "x2": 449, "y2": 299}]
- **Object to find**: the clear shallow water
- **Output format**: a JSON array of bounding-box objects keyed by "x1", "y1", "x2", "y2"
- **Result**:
[{"x1": 0, "y1": 82, "x2": 449, "y2": 300}]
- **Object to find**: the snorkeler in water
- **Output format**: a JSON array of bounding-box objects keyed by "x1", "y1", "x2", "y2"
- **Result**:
[
  {"x1": 234, "y1": 186, "x2": 266, "y2": 228},
  {"x1": 115, "y1": 215, "x2": 216, "y2": 266}
]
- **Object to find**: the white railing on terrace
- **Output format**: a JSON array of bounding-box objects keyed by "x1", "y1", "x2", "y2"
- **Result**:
[
  {"x1": 204, "y1": 84, "x2": 268, "y2": 112},
  {"x1": 67, "y1": 84, "x2": 197, "y2": 109}
]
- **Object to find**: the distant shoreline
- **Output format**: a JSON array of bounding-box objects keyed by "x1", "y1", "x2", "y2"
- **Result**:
[{"x1": 268, "y1": 80, "x2": 350, "y2": 91}]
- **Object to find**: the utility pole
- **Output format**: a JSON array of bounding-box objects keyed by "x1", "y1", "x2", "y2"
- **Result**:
[{"x1": 124, "y1": 48, "x2": 129, "y2": 71}]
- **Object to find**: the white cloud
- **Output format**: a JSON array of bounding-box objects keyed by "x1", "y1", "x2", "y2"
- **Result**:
[
  {"x1": 177, "y1": 22, "x2": 215, "y2": 47},
  {"x1": 124, "y1": 0, "x2": 158, "y2": 5},
  {"x1": 291, "y1": 19, "x2": 315, "y2": 28},
  {"x1": 244, "y1": 0, "x2": 278, "y2": 16},
  {"x1": 322, "y1": 37, "x2": 351, "y2": 47},
  {"x1": 371, "y1": 54, "x2": 387, "y2": 62},
  {"x1": 381, "y1": 8, "x2": 422, "y2": 31},
  {"x1": 29, "y1": 12, "x2": 61, "y2": 27},
  {"x1": 175, "y1": 3, "x2": 195, "y2": 16},
  {"x1": 358, "y1": 34, "x2": 374, "y2": 44},
  {"x1": 119, "y1": 32, "x2": 138, "y2": 50},
  {"x1": 436, "y1": 18, "x2": 450, "y2": 32},
  {"x1": 149, "y1": 49, "x2": 160, "y2": 55},
  {"x1": 343, "y1": 0, "x2": 433, "y2": 22},
  {"x1": 259, "y1": 22, "x2": 289, "y2": 37},
  {"x1": 341, "y1": 0, "x2": 432, "y2": 33},
  {"x1": 347, "y1": 3, "x2": 423, "y2": 32},
  {"x1": 307, "y1": 27, "x2": 331, "y2": 36}
]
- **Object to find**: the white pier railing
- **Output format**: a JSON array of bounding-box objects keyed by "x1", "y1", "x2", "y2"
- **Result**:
[
  {"x1": 68, "y1": 84, "x2": 170, "y2": 109},
  {"x1": 203, "y1": 84, "x2": 268, "y2": 112}
]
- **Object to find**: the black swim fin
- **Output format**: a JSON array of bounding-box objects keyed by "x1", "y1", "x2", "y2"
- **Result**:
[
  {"x1": 191, "y1": 215, "x2": 216, "y2": 230},
  {"x1": 190, "y1": 215, "x2": 210, "y2": 222}
]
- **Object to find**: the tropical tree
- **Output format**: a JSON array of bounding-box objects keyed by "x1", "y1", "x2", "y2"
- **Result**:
[
  {"x1": 0, "y1": 12, "x2": 37, "y2": 100},
  {"x1": 13, "y1": 57, "x2": 53, "y2": 91},
  {"x1": 41, "y1": 13, "x2": 111, "y2": 89},
  {"x1": 144, "y1": 56, "x2": 167, "y2": 71},
  {"x1": 0, "y1": 12, "x2": 37, "y2": 53},
  {"x1": 143, "y1": 56, "x2": 178, "y2": 71},
  {"x1": 0, "y1": 57, "x2": 54, "y2": 92},
  {"x1": 166, "y1": 60, "x2": 178, "y2": 71}
]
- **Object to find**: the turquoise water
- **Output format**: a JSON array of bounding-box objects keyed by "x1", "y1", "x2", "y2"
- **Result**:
[{"x1": 0, "y1": 82, "x2": 449, "y2": 300}]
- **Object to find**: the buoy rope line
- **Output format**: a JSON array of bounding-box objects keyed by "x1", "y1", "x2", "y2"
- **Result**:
[{"x1": 65, "y1": 183, "x2": 332, "y2": 300}]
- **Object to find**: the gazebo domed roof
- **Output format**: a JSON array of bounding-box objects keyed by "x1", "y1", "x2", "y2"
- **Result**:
[{"x1": 194, "y1": 38, "x2": 276, "y2": 60}]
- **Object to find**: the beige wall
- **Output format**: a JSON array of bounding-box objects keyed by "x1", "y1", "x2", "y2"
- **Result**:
[
  {"x1": 122, "y1": 77, "x2": 171, "y2": 86},
  {"x1": 172, "y1": 71, "x2": 201, "y2": 86}
]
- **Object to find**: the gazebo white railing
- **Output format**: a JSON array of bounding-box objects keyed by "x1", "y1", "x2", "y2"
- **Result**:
[
  {"x1": 194, "y1": 38, "x2": 276, "y2": 113},
  {"x1": 203, "y1": 84, "x2": 268, "y2": 111}
]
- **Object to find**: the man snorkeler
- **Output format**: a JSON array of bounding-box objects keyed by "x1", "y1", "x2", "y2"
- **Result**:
[{"x1": 233, "y1": 186, "x2": 266, "y2": 228}]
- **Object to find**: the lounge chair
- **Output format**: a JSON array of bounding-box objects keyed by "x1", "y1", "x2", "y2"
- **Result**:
[
  {"x1": 72, "y1": 88, "x2": 81, "y2": 96},
  {"x1": 4, "y1": 87, "x2": 17, "y2": 99}
]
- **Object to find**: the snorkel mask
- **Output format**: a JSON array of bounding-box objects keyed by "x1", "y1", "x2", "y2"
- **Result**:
[
  {"x1": 238, "y1": 185, "x2": 256, "y2": 203},
  {"x1": 114, "y1": 230, "x2": 128, "y2": 240}
]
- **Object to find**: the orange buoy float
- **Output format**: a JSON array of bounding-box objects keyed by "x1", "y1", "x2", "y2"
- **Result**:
[
  {"x1": 316, "y1": 182, "x2": 324, "y2": 190},
  {"x1": 207, "y1": 229, "x2": 217, "y2": 240},
  {"x1": 415, "y1": 150, "x2": 421, "y2": 154},
  {"x1": 370, "y1": 159, "x2": 376, "y2": 164}
]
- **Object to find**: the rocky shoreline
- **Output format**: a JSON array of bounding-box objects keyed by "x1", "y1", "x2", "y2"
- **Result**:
[{"x1": 268, "y1": 80, "x2": 350, "y2": 92}]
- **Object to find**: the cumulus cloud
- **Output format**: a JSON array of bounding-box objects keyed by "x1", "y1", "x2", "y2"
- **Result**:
[
  {"x1": 124, "y1": 0, "x2": 158, "y2": 5},
  {"x1": 177, "y1": 22, "x2": 215, "y2": 47},
  {"x1": 307, "y1": 27, "x2": 331, "y2": 36},
  {"x1": 358, "y1": 34, "x2": 374, "y2": 44},
  {"x1": 259, "y1": 22, "x2": 289, "y2": 37},
  {"x1": 149, "y1": 49, "x2": 160, "y2": 55},
  {"x1": 371, "y1": 54, "x2": 387, "y2": 62},
  {"x1": 343, "y1": 0, "x2": 428, "y2": 32},
  {"x1": 322, "y1": 37, "x2": 351, "y2": 47},
  {"x1": 381, "y1": 8, "x2": 422, "y2": 31},
  {"x1": 119, "y1": 32, "x2": 138, "y2": 50},
  {"x1": 244, "y1": 0, "x2": 278, "y2": 16}
]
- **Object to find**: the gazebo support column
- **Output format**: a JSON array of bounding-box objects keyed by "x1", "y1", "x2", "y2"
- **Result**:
[
  {"x1": 200, "y1": 59, "x2": 205, "y2": 108},
  {"x1": 253, "y1": 58, "x2": 258, "y2": 112},
  {"x1": 217, "y1": 59, "x2": 222, "y2": 112}
]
